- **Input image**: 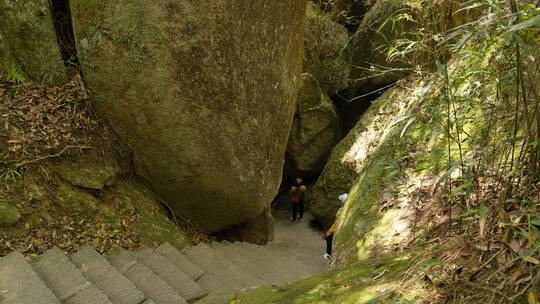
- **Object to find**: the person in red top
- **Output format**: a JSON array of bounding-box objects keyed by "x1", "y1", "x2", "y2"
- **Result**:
[{"x1": 289, "y1": 178, "x2": 307, "y2": 222}]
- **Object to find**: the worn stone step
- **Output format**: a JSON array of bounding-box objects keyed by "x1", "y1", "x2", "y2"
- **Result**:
[
  {"x1": 220, "y1": 242, "x2": 282, "y2": 285},
  {"x1": 234, "y1": 242, "x2": 298, "y2": 284},
  {"x1": 193, "y1": 291, "x2": 237, "y2": 304},
  {"x1": 209, "y1": 242, "x2": 275, "y2": 285},
  {"x1": 195, "y1": 272, "x2": 231, "y2": 293},
  {"x1": 182, "y1": 244, "x2": 247, "y2": 289},
  {"x1": 155, "y1": 243, "x2": 204, "y2": 280},
  {"x1": 71, "y1": 246, "x2": 146, "y2": 304},
  {"x1": 31, "y1": 247, "x2": 112, "y2": 304},
  {"x1": 105, "y1": 247, "x2": 187, "y2": 304},
  {"x1": 134, "y1": 246, "x2": 207, "y2": 302},
  {"x1": 0, "y1": 252, "x2": 60, "y2": 304},
  {"x1": 203, "y1": 243, "x2": 266, "y2": 287},
  {"x1": 230, "y1": 242, "x2": 289, "y2": 285}
]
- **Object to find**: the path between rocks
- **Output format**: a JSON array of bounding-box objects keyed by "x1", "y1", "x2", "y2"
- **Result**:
[{"x1": 0, "y1": 210, "x2": 328, "y2": 304}]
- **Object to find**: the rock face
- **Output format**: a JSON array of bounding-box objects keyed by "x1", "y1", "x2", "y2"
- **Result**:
[
  {"x1": 0, "y1": 0, "x2": 67, "y2": 84},
  {"x1": 304, "y1": 3, "x2": 350, "y2": 95},
  {"x1": 310, "y1": 83, "x2": 417, "y2": 228},
  {"x1": 71, "y1": 1, "x2": 306, "y2": 233},
  {"x1": 54, "y1": 183, "x2": 98, "y2": 216},
  {"x1": 56, "y1": 158, "x2": 120, "y2": 190},
  {"x1": 346, "y1": 0, "x2": 412, "y2": 92},
  {"x1": 287, "y1": 74, "x2": 341, "y2": 172},
  {"x1": 0, "y1": 30, "x2": 16, "y2": 68},
  {"x1": 0, "y1": 202, "x2": 20, "y2": 226}
]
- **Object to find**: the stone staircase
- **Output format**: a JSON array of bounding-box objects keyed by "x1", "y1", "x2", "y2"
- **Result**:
[{"x1": 0, "y1": 212, "x2": 327, "y2": 304}]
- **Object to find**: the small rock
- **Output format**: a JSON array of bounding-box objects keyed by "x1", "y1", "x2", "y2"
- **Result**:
[
  {"x1": 0, "y1": 202, "x2": 21, "y2": 226},
  {"x1": 54, "y1": 183, "x2": 98, "y2": 216},
  {"x1": 57, "y1": 161, "x2": 120, "y2": 190}
]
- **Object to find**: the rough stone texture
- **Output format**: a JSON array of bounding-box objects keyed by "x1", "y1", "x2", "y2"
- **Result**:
[
  {"x1": 216, "y1": 206, "x2": 275, "y2": 244},
  {"x1": 71, "y1": 0, "x2": 306, "y2": 233},
  {"x1": 310, "y1": 84, "x2": 411, "y2": 228},
  {"x1": 71, "y1": 246, "x2": 146, "y2": 304},
  {"x1": 0, "y1": 29, "x2": 16, "y2": 69},
  {"x1": 101, "y1": 180, "x2": 191, "y2": 249},
  {"x1": 31, "y1": 247, "x2": 111, "y2": 304},
  {"x1": 287, "y1": 73, "x2": 341, "y2": 172},
  {"x1": 346, "y1": 0, "x2": 479, "y2": 93},
  {"x1": 305, "y1": 3, "x2": 350, "y2": 95},
  {"x1": 54, "y1": 183, "x2": 98, "y2": 216},
  {"x1": 0, "y1": 201, "x2": 20, "y2": 226},
  {"x1": 106, "y1": 247, "x2": 188, "y2": 304},
  {"x1": 56, "y1": 158, "x2": 120, "y2": 190},
  {"x1": 155, "y1": 243, "x2": 204, "y2": 281},
  {"x1": 0, "y1": 252, "x2": 60, "y2": 304},
  {"x1": 0, "y1": 0, "x2": 67, "y2": 85},
  {"x1": 345, "y1": 0, "x2": 412, "y2": 92},
  {"x1": 134, "y1": 246, "x2": 207, "y2": 302}
]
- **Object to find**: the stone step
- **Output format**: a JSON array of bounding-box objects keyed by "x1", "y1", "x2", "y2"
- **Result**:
[
  {"x1": 31, "y1": 247, "x2": 112, "y2": 304},
  {"x1": 203, "y1": 243, "x2": 266, "y2": 287},
  {"x1": 234, "y1": 242, "x2": 299, "y2": 284},
  {"x1": 182, "y1": 244, "x2": 247, "y2": 289},
  {"x1": 134, "y1": 246, "x2": 207, "y2": 302},
  {"x1": 105, "y1": 247, "x2": 187, "y2": 304},
  {"x1": 221, "y1": 242, "x2": 283, "y2": 285},
  {"x1": 155, "y1": 243, "x2": 204, "y2": 280},
  {"x1": 71, "y1": 246, "x2": 146, "y2": 304},
  {"x1": 209, "y1": 242, "x2": 276, "y2": 285},
  {"x1": 193, "y1": 291, "x2": 237, "y2": 304},
  {"x1": 0, "y1": 252, "x2": 60, "y2": 304},
  {"x1": 196, "y1": 273, "x2": 231, "y2": 293}
]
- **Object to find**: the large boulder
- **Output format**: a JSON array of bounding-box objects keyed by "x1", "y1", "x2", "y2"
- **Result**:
[
  {"x1": 0, "y1": 0, "x2": 67, "y2": 84},
  {"x1": 310, "y1": 81, "x2": 418, "y2": 228},
  {"x1": 305, "y1": 3, "x2": 350, "y2": 95},
  {"x1": 346, "y1": 0, "x2": 412, "y2": 92},
  {"x1": 71, "y1": 1, "x2": 306, "y2": 233},
  {"x1": 287, "y1": 74, "x2": 341, "y2": 172},
  {"x1": 346, "y1": 0, "x2": 480, "y2": 92},
  {"x1": 0, "y1": 30, "x2": 16, "y2": 69}
]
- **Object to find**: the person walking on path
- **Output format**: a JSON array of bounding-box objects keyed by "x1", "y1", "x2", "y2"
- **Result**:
[
  {"x1": 289, "y1": 178, "x2": 307, "y2": 221},
  {"x1": 322, "y1": 193, "x2": 348, "y2": 260}
]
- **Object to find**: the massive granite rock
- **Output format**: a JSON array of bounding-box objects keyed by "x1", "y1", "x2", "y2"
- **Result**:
[
  {"x1": 0, "y1": 30, "x2": 16, "y2": 68},
  {"x1": 71, "y1": 0, "x2": 306, "y2": 233},
  {"x1": 287, "y1": 74, "x2": 341, "y2": 172},
  {"x1": 0, "y1": 0, "x2": 67, "y2": 84},
  {"x1": 304, "y1": 3, "x2": 350, "y2": 95}
]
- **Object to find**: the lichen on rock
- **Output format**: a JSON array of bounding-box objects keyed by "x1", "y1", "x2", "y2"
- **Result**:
[
  {"x1": 71, "y1": 0, "x2": 306, "y2": 233},
  {"x1": 304, "y1": 3, "x2": 350, "y2": 95},
  {"x1": 56, "y1": 158, "x2": 120, "y2": 190},
  {"x1": 54, "y1": 183, "x2": 98, "y2": 216},
  {"x1": 0, "y1": 202, "x2": 21, "y2": 227},
  {"x1": 287, "y1": 73, "x2": 341, "y2": 172},
  {"x1": 0, "y1": 0, "x2": 67, "y2": 85}
]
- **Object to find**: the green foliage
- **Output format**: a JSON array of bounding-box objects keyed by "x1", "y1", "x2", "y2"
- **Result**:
[{"x1": 4, "y1": 65, "x2": 27, "y2": 84}]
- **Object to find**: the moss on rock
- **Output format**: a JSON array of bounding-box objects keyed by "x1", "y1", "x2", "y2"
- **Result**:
[
  {"x1": 107, "y1": 180, "x2": 190, "y2": 249},
  {"x1": 305, "y1": 3, "x2": 350, "y2": 95},
  {"x1": 287, "y1": 73, "x2": 341, "y2": 172},
  {"x1": 71, "y1": 0, "x2": 306, "y2": 233},
  {"x1": 0, "y1": 0, "x2": 67, "y2": 85},
  {"x1": 54, "y1": 183, "x2": 98, "y2": 216},
  {"x1": 0, "y1": 202, "x2": 21, "y2": 226},
  {"x1": 56, "y1": 159, "x2": 120, "y2": 190}
]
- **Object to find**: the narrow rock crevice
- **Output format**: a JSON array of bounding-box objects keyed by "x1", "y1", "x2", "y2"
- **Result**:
[{"x1": 48, "y1": 0, "x2": 81, "y2": 72}]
